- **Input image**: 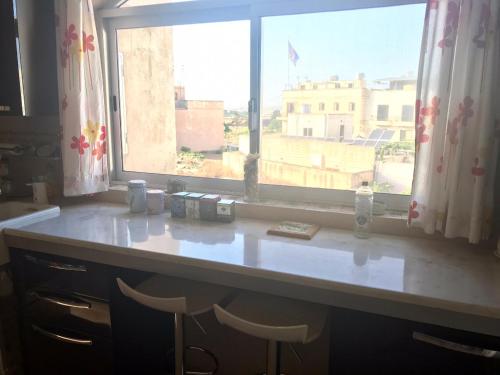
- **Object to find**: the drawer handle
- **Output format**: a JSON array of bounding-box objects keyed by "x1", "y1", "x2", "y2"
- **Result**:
[
  {"x1": 31, "y1": 324, "x2": 93, "y2": 346},
  {"x1": 31, "y1": 291, "x2": 91, "y2": 309},
  {"x1": 24, "y1": 255, "x2": 87, "y2": 272},
  {"x1": 413, "y1": 332, "x2": 499, "y2": 358}
]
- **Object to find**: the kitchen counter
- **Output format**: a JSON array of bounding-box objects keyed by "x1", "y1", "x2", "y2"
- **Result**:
[{"x1": 4, "y1": 202, "x2": 500, "y2": 337}]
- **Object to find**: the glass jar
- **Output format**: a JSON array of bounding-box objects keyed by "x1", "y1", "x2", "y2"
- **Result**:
[{"x1": 127, "y1": 180, "x2": 147, "y2": 213}]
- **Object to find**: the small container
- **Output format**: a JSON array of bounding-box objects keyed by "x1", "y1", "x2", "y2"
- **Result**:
[
  {"x1": 199, "y1": 194, "x2": 221, "y2": 221},
  {"x1": 217, "y1": 199, "x2": 235, "y2": 222},
  {"x1": 171, "y1": 191, "x2": 190, "y2": 218},
  {"x1": 127, "y1": 180, "x2": 147, "y2": 213},
  {"x1": 147, "y1": 189, "x2": 165, "y2": 215},
  {"x1": 185, "y1": 193, "x2": 205, "y2": 219}
]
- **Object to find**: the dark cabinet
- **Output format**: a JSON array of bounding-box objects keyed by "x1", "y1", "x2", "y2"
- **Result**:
[
  {"x1": 10, "y1": 249, "x2": 114, "y2": 374},
  {"x1": 0, "y1": 0, "x2": 23, "y2": 115}
]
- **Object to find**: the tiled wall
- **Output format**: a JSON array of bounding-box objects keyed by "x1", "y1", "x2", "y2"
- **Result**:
[{"x1": 0, "y1": 116, "x2": 62, "y2": 199}]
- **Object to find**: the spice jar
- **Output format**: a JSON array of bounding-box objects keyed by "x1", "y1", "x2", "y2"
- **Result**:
[
  {"x1": 171, "y1": 192, "x2": 190, "y2": 218},
  {"x1": 185, "y1": 193, "x2": 205, "y2": 219},
  {"x1": 127, "y1": 180, "x2": 147, "y2": 213},
  {"x1": 199, "y1": 194, "x2": 221, "y2": 221},
  {"x1": 217, "y1": 199, "x2": 235, "y2": 222}
]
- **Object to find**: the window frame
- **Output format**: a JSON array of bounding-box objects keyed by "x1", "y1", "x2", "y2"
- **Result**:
[{"x1": 99, "y1": 0, "x2": 425, "y2": 211}]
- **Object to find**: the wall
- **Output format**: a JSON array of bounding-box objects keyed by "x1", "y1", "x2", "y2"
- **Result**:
[{"x1": 175, "y1": 100, "x2": 224, "y2": 152}]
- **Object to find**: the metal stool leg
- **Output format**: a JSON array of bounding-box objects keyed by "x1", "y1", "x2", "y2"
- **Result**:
[
  {"x1": 175, "y1": 313, "x2": 185, "y2": 375},
  {"x1": 266, "y1": 340, "x2": 281, "y2": 375}
]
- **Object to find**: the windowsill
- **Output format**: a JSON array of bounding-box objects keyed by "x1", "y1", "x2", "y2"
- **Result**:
[{"x1": 93, "y1": 183, "x2": 429, "y2": 239}]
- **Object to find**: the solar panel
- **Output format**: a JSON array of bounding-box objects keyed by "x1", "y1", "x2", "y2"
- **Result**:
[
  {"x1": 352, "y1": 139, "x2": 365, "y2": 145},
  {"x1": 380, "y1": 130, "x2": 395, "y2": 140},
  {"x1": 368, "y1": 129, "x2": 383, "y2": 139},
  {"x1": 365, "y1": 140, "x2": 377, "y2": 147}
]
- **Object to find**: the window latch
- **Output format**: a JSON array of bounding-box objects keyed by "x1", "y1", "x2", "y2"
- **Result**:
[{"x1": 248, "y1": 98, "x2": 258, "y2": 132}]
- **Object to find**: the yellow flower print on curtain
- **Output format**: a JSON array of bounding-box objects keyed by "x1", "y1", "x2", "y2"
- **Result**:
[{"x1": 55, "y1": 0, "x2": 109, "y2": 196}]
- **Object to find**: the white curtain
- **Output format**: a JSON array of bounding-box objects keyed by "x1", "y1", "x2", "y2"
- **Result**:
[
  {"x1": 55, "y1": 0, "x2": 109, "y2": 196},
  {"x1": 409, "y1": 0, "x2": 500, "y2": 243}
]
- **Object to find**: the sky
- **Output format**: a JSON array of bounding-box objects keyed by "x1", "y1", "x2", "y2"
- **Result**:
[{"x1": 171, "y1": 3, "x2": 426, "y2": 110}]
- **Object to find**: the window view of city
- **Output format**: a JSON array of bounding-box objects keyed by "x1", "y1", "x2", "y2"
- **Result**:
[
  {"x1": 117, "y1": 20, "x2": 250, "y2": 180},
  {"x1": 256, "y1": 4, "x2": 426, "y2": 194},
  {"x1": 116, "y1": 3, "x2": 425, "y2": 194}
]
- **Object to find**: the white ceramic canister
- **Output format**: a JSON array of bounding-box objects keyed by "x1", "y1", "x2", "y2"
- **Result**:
[
  {"x1": 147, "y1": 189, "x2": 165, "y2": 215},
  {"x1": 127, "y1": 180, "x2": 147, "y2": 213}
]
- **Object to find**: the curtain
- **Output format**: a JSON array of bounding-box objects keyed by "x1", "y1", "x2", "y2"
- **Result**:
[
  {"x1": 55, "y1": 0, "x2": 109, "y2": 196},
  {"x1": 409, "y1": 0, "x2": 500, "y2": 243}
]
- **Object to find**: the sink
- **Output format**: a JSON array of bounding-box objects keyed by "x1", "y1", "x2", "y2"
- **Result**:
[{"x1": 0, "y1": 201, "x2": 60, "y2": 265}]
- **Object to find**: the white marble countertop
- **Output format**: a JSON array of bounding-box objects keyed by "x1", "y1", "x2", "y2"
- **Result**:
[{"x1": 4, "y1": 202, "x2": 500, "y2": 335}]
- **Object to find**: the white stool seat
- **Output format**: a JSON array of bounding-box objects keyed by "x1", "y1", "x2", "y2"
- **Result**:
[
  {"x1": 214, "y1": 291, "x2": 328, "y2": 344},
  {"x1": 117, "y1": 275, "x2": 232, "y2": 315}
]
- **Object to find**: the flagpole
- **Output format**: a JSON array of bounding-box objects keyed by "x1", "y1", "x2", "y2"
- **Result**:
[{"x1": 287, "y1": 39, "x2": 290, "y2": 89}]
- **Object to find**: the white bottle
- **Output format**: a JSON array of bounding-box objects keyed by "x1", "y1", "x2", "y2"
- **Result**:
[{"x1": 354, "y1": 181, "x2": 373, "y2": 239}]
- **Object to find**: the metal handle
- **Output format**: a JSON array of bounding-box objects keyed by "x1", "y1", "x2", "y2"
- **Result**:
[
  {"x1": 413, "y1": 332, "x2": 499, "y2": 358},
  {"x1": 31, "y1": 291, "x2": 91, "y2": 309},
  {"x1": 24, "y1": 255, "x2": 87, "y2": 272},
  {"x1": 31, "y1": 325, "x2": 93, "y2": 346}
]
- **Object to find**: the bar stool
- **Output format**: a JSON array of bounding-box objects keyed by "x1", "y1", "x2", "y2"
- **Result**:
[
  {"x1": 117, "y1": 275, "x2": 233, "y2": 375},
  {"x1": 213, "y1": 291, "x2": 328, "y2": 375}
]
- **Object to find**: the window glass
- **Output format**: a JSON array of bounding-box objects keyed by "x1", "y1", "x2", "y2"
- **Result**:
[
  {"x1": 260, "y1": 4, "x2": 425, "y2": 194},
  {"x1": 401, "y1": 104, "x2": 414, "y2": 122},
  {"x1": 116, "y1": 20, "x2": 250, "y2": 179},
  {"x1": 377, "y1": 105, "x2": 389, "y2": 121}
]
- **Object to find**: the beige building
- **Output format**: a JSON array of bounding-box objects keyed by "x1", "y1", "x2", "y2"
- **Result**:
[
  {"x1": 281, "y1": 74, "x2": 370, "y2": 140},
  {"x1": 175, "y1": 86, "x2": 224, "y2": 153},
  {"x1": 280, "y1": 75, "x2": 416, "y2": 143},
  {"x1": 367, "y1": 78, "x2": 416, "y2": 142}
]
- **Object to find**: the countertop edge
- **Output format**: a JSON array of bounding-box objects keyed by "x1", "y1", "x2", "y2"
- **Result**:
[{"x1": 4, "y1": 227, "x2": 500, "y2": 323}]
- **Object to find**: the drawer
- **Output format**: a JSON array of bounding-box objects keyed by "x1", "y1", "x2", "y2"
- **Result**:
[
  {"x1": 11, "y1": 249, "x2": 110, "y2": 301},
  {"x1": 22, "y1": 322, "x2": 113, "y2": 375},
  {"x1": 24, "y1": 290, "x2": 111, "y2": 339}
]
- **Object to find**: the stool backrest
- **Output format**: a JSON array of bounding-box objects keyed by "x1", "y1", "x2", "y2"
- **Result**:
[{"x1": 117, "y1": 278, "x2": 187, "y2": 314}]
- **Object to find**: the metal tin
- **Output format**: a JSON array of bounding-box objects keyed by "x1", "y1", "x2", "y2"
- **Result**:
[
  {"x1": 171, "y1": 192, "x2": 190, "y2": 218},
  {"x1": 216, "y1": 199, "x2": 235, "y2": 222},
  {"x1": 185, "y1": 193, "x2": 205, "y2": 219},
  {"x1": 199, "y1": 194, "x2": 221, "y2": 221}
]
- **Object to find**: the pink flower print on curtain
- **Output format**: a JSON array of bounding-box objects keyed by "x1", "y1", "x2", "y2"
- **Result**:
[
  {"x1": 409, "y1": 0, "x2": 500, "y2": 244},
  {"x1": 55, "y1": 0, "x2": 109, "y2": 196}
]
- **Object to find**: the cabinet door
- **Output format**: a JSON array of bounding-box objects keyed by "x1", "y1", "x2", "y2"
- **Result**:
[
  {"x1": 23, "y1": 322, "x2": 113, "y2": 375},
  {"x1": 0, "y1": 0, "x2": 23, "y2": 115}
]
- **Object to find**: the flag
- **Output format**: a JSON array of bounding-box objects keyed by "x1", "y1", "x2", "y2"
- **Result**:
[{"x1": 288, "y1": 41, "x2": 299, "y2": 66}]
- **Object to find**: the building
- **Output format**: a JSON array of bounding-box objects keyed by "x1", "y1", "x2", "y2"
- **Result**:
[
  {"x1": 280, "y1": 74, "x2": 416, "y2": 143},
  {"x1": 281, "y1": 74, "x2": 370, "y2": 140},
  {"x1": 367, "y1": 77, "x2": 417, "y2": 142},
  {"x1": 175, "y1": 86, "x2": 224, "y2": 153}
]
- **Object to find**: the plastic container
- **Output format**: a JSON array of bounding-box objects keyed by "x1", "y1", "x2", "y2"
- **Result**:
[{"x1": 354, "y1": 181, "x2": 373, "y2": 239}]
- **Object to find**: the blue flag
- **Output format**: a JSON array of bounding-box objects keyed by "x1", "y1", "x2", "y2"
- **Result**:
[{"x1": 288, "y1": 41, "x2": 299, "y2": 66}]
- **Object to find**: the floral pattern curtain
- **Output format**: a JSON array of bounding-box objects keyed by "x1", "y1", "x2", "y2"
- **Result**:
[
  {"x1": 55, "y1": 0, "x2": 109, "y2": 196},
  {"x1": 409, "y1": 0, "x2": 500, "y2": 243}
]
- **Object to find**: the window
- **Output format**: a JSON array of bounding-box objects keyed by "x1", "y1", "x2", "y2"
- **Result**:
[
  {"x1": 377, "y1": 105, "x2": 389, "y2": 121},
  {"x1": 400, "y1": 129, "x2": 407, "y2": 141},
  {"x1": 112, "y1": 20, "x2": 250, "y2": 184},
  {"x1": 401, "y1": 105, "x2": 414, "y2": 122},
  {"x1": 106, "y1": 0, "x2": 426, "y2": 208}
]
